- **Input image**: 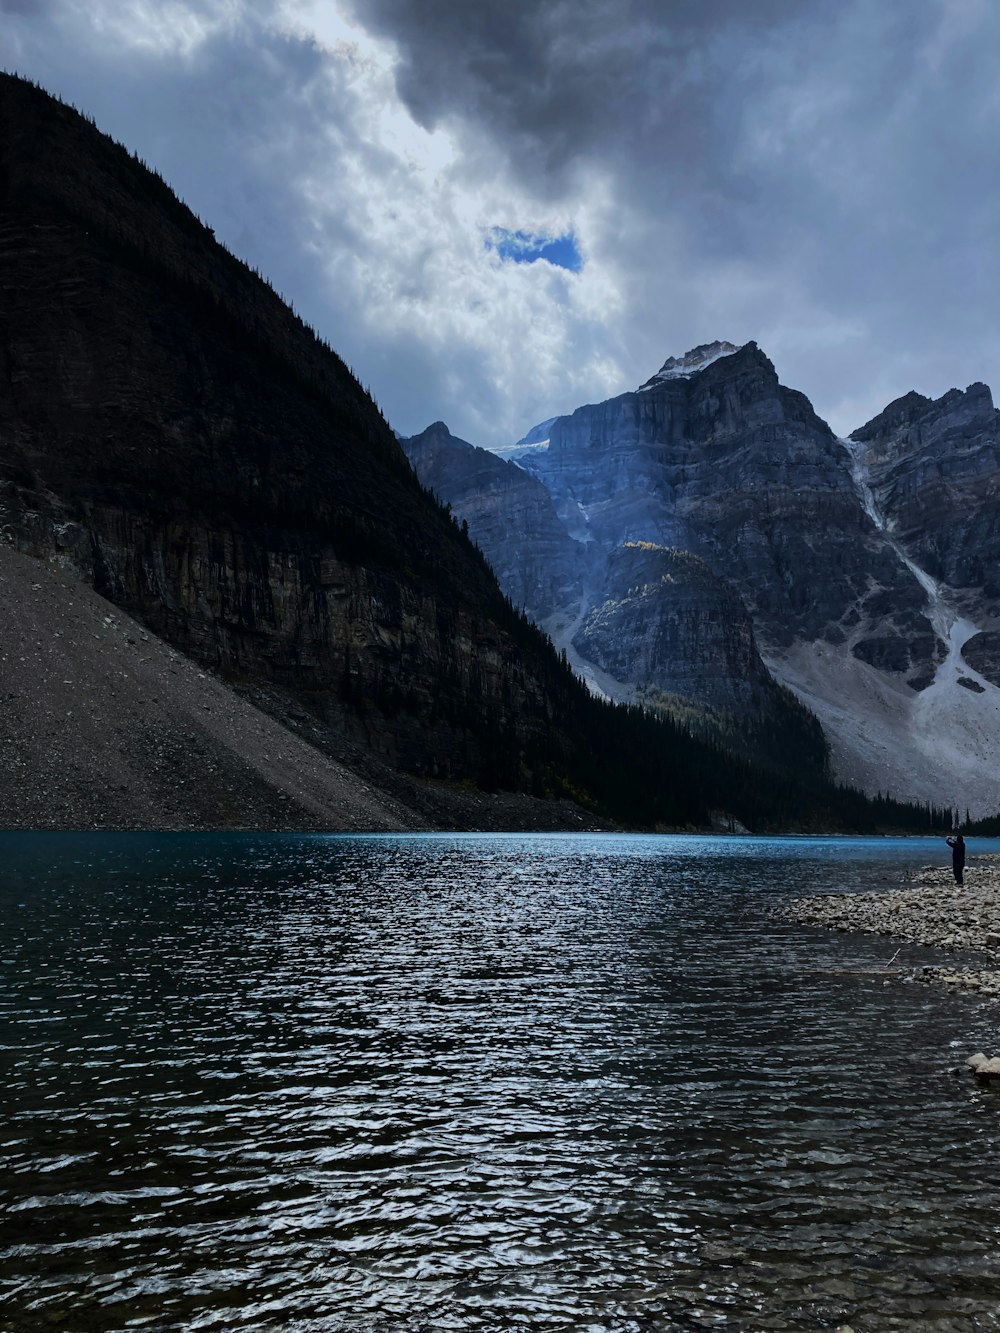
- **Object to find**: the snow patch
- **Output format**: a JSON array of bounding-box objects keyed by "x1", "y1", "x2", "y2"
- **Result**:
[
  {"x1": 518, "y1": 416, "x2": 560, "y2": 446},
  {"x1": 487, "y1": 416, "x2": 561, "y2": 467},
  {"x1": 489, "y1": 439, "x2": 550, "y2": 466},
  {"x1": 638, "y1": 340, "x2": 741, "y2": 390}
]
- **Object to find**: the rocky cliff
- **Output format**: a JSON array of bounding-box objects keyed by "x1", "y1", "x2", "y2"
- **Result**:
[
  {"x1": 527, "y1": 341, "x2": 927, "y2": 656},
  {"x1": 571, "y1": 540, "x2": 826, "y2": 770},
  {"x1": 574, "y1": 541, "x2": 777, "y2": 710},
  {"x1": 852, "y1": 384, "x2": 1000, "y2": 612},
  {"x1": 406, "y1": 342, "x2": 919, "y2": 769}
]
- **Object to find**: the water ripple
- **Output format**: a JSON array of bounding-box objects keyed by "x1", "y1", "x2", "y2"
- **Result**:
[{"x1": 4, "y1": 832, "x2": 1000, "y2": 1329}]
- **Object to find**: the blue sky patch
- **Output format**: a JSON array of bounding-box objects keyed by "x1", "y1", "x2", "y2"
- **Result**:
[{"x1": 486, "y1": 227, "x2": 582, "y2": 273}]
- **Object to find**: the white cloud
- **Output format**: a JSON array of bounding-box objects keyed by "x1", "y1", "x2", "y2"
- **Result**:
[
  {"x1": 3, "y1": 0, "x2": 638, "y2": 442},
  {"x1": 62, "y1": 0, "x2": 240, "y2": 57}
]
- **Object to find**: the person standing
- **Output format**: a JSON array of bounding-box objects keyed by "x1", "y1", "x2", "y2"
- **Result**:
[{"x1": 946, "y1": 832, "x2": 966, "y2": 886}]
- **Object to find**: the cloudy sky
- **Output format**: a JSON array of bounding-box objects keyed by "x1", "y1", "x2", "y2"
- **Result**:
[{"x1": 4, "y1": 0, "x2": 1000, "y2": 446}]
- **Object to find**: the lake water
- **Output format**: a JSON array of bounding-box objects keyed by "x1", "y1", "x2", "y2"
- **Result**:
[{"x1": 4, "y1": 832, "x2": 1000, "y2": 1331}]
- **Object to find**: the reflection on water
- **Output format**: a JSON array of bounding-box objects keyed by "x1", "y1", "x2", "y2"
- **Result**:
[{"x1": 4, "y1": 833, "x2": 1000, "y2": 1330}]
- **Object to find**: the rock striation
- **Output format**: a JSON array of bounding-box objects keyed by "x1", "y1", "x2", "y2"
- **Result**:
[
  {"x1": 0, "y1": 541, "x2": 626, "y2": 831},
  {"x1": 850, "y1": 384, "x2": 1000, "y2": 645},
  {"x1": 0, "y1": 544, "x2": 420, "y2": 830},
  {"x1": 573, "y1": 542, "x2": 768, "y2": 715},
  {"x1": 851, "y1": 384, "x2": 1000, "y2": 600},
  {"x1": 569, "y1": 540, "x2": 824, "y2": 768}
]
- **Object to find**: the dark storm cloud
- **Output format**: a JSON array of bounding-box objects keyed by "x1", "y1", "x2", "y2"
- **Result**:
[
  {"x1": 342, "y1": 0, "x2": 810, "y2": 191},
  {"x1": 336, "y1": 0, "x2": 934, "y2": 245}
]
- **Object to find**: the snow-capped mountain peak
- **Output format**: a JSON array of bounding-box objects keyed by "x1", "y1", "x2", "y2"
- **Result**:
[{"x1": 638, "y1": 340, "x2": 741, "y2": 390}]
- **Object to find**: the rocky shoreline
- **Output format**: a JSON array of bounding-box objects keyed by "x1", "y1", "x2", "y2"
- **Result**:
[{"x1": 780, "y1": 852, "x2": 1000, "y2": 998}]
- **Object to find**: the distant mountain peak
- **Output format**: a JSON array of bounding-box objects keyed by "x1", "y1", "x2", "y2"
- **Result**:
[
  {"x1": 516, "y1": 417, "x2": 560, "y2": 448},
  {"x1": 852, "y1": 380, "x2": 997, "y2": 444},
  {"x1": 639, "y1": 340, "x2": 743, "y2": 390},
  {"x1": 421, "y1": 420, "x2": 453, "y2": 440}
]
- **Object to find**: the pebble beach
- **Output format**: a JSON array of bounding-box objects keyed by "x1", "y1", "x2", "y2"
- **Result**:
[{"x1": 781, "y1": 850, "x2": 1000, "y2": 998}]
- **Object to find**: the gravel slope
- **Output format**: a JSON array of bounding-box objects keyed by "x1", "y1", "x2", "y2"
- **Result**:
[
  {"x1": 0, "y1": 547, "x2": 613, "y2": 833},
  {"x1": 0, "y1": 546, "x2": 425, "y2": 830},
  {"x1": 767, "y1": 629, "x2": 1000, "y2": 821}
]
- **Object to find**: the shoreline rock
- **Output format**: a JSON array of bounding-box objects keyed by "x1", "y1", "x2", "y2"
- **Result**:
[{"x1": 780, "y1": 854, "x2": 1000, "y2": 998}]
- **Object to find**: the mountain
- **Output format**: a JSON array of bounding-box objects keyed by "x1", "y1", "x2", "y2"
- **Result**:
[
  {"x1": 0, "y1": 544, "x2": 418, "y2": 830},
  {"x1": 401, "y1": 421, "x2": 587, "y2": 617},
  {"x1": 1, "y1": 73, "x2": 631, "y2": 827},
  {"x1": 851, "y1": 383, "x2": 1000, "y2": 615},
  {"x1": 4, "y1": 72, "x2": 928, "y2": 834},
  {"x1": 404, "y1": 343, "x2": 1000, "y2": 816}
]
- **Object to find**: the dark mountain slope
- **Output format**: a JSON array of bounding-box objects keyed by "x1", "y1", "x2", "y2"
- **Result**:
[
  {"x1": 0, "y1": 543, "x2": 421, "y2": 831},
  {"x1": 0, "y1": 74, "x2": 578, "y2": 789}
]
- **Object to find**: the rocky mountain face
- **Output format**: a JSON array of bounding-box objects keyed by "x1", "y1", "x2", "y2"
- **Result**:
[
  {"x1": 401, "y1": 421, "x2": 587, "y2": 617},
  {"x1": 0, "y1": 543, "x2": 420, "y2": 831},
  {"x1": 853, "y1": 384, "x2": 1000, "y2": 619},
  {"x1": 575, "y1": 541, "x2": 778, "y2": 717},
  {"x1": 405, "y1": 342, "x2": 1000, "y2": 815},
  {"x1": 569, "y1": 538, "x2": 826, "y2": 770},
  {"x1": 526, "y1": 341, "x2": 925, "y2": 656},
  {"x1": 397, "y1": 420, "x2": 823, "y2": 768}
]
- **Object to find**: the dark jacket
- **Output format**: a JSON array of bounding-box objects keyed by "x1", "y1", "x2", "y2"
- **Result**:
[{"x1": 947, "y1": 835, "x2": 966, "y2": 868}]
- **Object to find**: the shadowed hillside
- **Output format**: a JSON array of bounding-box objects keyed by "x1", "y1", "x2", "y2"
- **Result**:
[{"x1": 0, "y1": 73, "x2": 577, "y2": 793}]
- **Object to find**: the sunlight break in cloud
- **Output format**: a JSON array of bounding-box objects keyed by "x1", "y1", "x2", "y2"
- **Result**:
[
  {"x1": 2, "y1": 0, "x2": 628, "y2": 445},
  {"x1": 485, "y1": 228, "x2": 583, "y2": 274}
]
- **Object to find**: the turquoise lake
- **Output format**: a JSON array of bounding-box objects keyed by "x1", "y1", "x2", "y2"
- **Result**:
[{"x1": 4, "y1": 832, "x2": 1000, "y2": 1330}]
